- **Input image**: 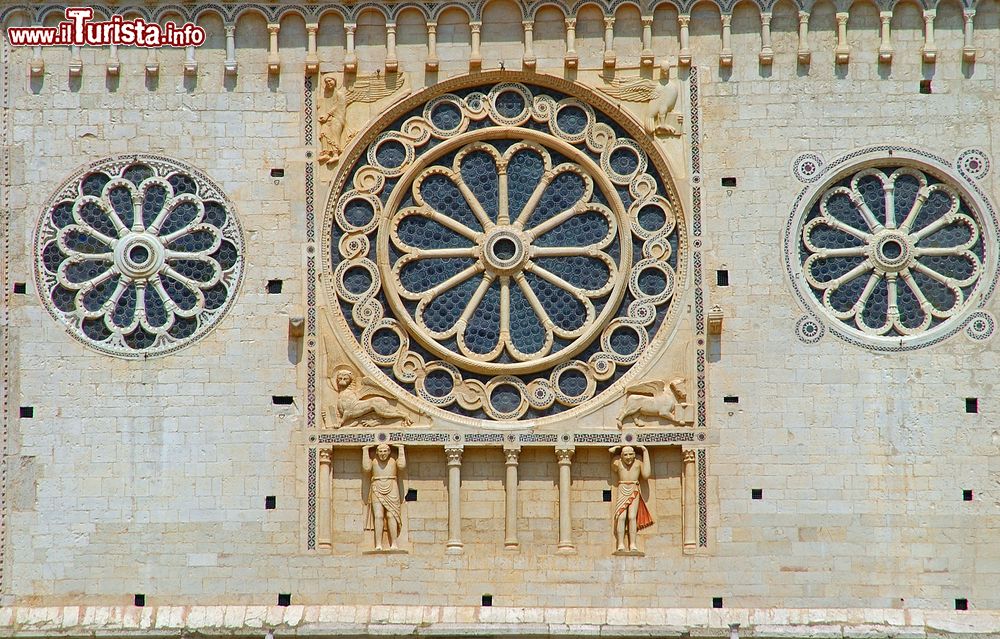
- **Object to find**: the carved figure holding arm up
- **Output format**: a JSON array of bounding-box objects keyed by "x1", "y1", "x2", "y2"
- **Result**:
[
  {"x1": 362, "y1": 443, "x2": 406, "y2": 551},
  {"x1": 318, "y1": 75, "x2": 347, "y2": 166},
  {"x1": 609, "y1": 445, "x2": 653, "y2": 552}
]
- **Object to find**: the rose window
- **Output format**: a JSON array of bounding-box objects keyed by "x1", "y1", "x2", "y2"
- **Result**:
[
  {"x1": 794, "y1": 156, "x2": 995, "y2": 344},
  {"x1": 324, "y1": 80, "x2": 684, "y2": 423},
  {"x1": 34, "y1": 155, "x2": 244, "y2": 357}
]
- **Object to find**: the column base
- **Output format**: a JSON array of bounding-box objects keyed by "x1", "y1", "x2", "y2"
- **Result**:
[
  {"x1": 504, "y1": 542, "x2": 519, "y2": 551},
  {"x1": 556, "y1": 545, "x2": 576, "y2": 555},
  {"x1": 446, "y1": 543, "x2": 464, "y2": 555}
]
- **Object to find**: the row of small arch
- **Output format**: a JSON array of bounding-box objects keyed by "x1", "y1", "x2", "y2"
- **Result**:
[{"x1": 5, "y1": 0, "x2": 992, "y2": 28}]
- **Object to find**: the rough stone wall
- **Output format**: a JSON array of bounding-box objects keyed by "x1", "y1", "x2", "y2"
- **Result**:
[{"x1": 2, "y1": 0, "x2": 1000, "y2": 618}]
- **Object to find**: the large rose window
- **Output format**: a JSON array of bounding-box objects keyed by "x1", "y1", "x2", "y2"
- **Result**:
[
  {"x1": 789, "y1": 149, "x2": 997, "y2": 348},
  {"x1": 34, "y1": 155, "x2": 244, "y2": 357},
  {"x1": 325, "y1": 79, "x2": 683, "y2": 423}
]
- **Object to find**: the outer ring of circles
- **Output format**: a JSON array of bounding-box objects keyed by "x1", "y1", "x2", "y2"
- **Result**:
[
  {"x1": 324, "y1": 78, "x2": 684, "y2": 423},
  {"x1": 32, "y1": 154, "x2": 245, "y2": 358},
  {"x1": 786, "y1": 148, "x2": 998, "y2": 350}
]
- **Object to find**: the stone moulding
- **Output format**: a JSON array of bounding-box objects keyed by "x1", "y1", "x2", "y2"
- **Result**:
[{"x1": 1, "y1": 606, "x2": 999, "y2": 638}]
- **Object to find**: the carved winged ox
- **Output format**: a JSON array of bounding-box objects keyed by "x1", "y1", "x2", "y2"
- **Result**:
[{"x1": 617, "y1": 377, "x2": 689, "y2": 429}]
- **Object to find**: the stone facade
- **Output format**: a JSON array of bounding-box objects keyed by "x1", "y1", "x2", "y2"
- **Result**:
[{"x1": 2, "y1": 0, "x2": 1000, "y2": 636}]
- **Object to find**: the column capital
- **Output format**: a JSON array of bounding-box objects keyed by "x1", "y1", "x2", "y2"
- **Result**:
[
  {"x1": 565, "y1": 17, "x2": 577, "y2": 28},
  {"x1": 306, "y1": 22, "x2": 318, "y2": 33},
  {"x1": 267, "y1": 23, "x2": 280, "y2": 34},
  {"x1": 386, "y1": 22, "x2": 396, "y2": 32},
  {"x1": 319, "y1": 447, "x2": 334, "y2": 463},
  {"x1": 427, "y1": 20, "x2": 438, "y2": 29},
  {"x1": 555, "y1": 447, "x2": 574, "y2": 464},
  {"x1": 345, "y1": 22, "x2": 357, "y2": 34},
  {"x1": 522, "y1": 20, "x2": 534, "y2": 30},
  {"x1": 678, "y1": 15, "x2": 691, "y2": 27},
  {"x1": 922, "y1": 9, "x2": 936, "y2": 19},
  {"x1": 604, "y1": 16, "x2": 616, "y2": 27},
  {"x1": 641, "y1": 15, "x2": 654, "y2": 26},
  {"x1": 761, "y1": 12, "x2": 772, "y2": 24},
  {"x1": 879, "y1": 11, "x2": 892, "y2": 21},
  {"x1": 470, "y1": 21, "x2": 482, "y2": 33},
  {"x1": 445, "y1": 446, "x2": 464, "y2": 465},
  {"x1": 683, "y1": 449, "x2": 697, "y2": 463},
  {"x1": 835, "y1": 11, "x2": 849, "y2": 24},
  {"x1": 963, "y1": 8, "x2": 976, "y2": 19},
  {"x1": 798, "y1": 10, "x2": 810, "y2": 21},
  {"x1": 224, "y1": 24, "x2": 236, "y2": 36},
  {"x1": 504, "y1": 447, "x2": 521, "y2": 465},
  {"x1": 721, "y1": 14, "x2": 732, "y2": 26}
]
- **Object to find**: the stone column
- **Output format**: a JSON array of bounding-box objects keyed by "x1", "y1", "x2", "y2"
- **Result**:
[
  {"x1": 720, "y1": 15, "x2": 733, "y2": 67},
  {"x1": 385, "y1": 22, "x2": 398, "y2": 72},
  {"x1": 224, "y1": 24, "x2": 238, "y2": 75},
  {"x1": 921, "y1": 10, "x2": 936, "y2": 63},
  {"x1": 426, "y1": 21, "x2": 439, "y2": 70},
  {"x1": 962, "y1": 10, "x2": 976, "y2": 62},
  {"x1": 445, "y1": 446, "x2": 464, "y2": 553},
  {"x1": 318, "y1": 448, "x2": 334, "y2": 549},
  {"x1": 759, "y1": 13, "x2": 774, "y2": 64},
  {"x1": 470, "y1": 21, "x2": 483, "y2": 70},
  {"x1": 678, "y1": 15, "x2": 691, "y2": 66},
  {"x1": 564, "y1": 18, "x2": 579, "y2": 68},
  {"x1": 641, "y1": 16, "x2": 654, "y2": 66},
  {"x1": 682, "y1": 449, "x2": 697, "y2": 550},
  {"x1": 797, "y1": 12, "x2": 811, "y2": 64},
  {"x1": 522, "y1": 20, "x2": 536, "y2": 69},
  {"x1": 603, "y1": 16, "x2": 616, "y2": 69},
  {"x1": 834, "y1": 12, "x2": 850, "y2": 64},
  {"x1": 344, "y1": 23, "x2": 358, "y2": 73},
  {"x1": 504, "y1": 447, "x2": 520, "y2": 549},
  {"x1": 878, "y1": 12, "x2": 893, "y2": 63},
  {"x1": 267, "y1": 23, "x2": 281, "y2": 74},
  {"x1": 107, "y1": 44, "x2": 120, "y2": 75},
  {"x1": 305, "y1": 23, "x2": 319, "y2": 74},
  {"x1": 555, "y1": 447, "x2": 575, "y2": 553}
]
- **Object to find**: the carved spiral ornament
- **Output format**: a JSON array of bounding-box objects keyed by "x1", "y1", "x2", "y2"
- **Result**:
[
  {"x1": 789, "y1": 149, "x2": 998, "y2": 348},
  {"x1": 324, "y1": 78, "x2": 683, "y2": 422},
  {"x1": 34, "y1": 155, "x2": 244, "y2": 357}
]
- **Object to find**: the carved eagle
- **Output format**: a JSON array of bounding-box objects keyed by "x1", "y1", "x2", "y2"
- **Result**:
[{"x1": 595, "y1": 77, "x2": 660, "y2": 103}]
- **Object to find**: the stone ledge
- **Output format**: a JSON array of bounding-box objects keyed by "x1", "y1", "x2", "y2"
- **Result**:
[{"x1": 0, "y1": 607, "x2": 998, "y2": 638}]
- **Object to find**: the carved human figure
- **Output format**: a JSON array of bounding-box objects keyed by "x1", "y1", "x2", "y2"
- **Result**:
[
  {"x1": 318, "y1": 75, "x2": 347, "y2": 165},
  {"x1": 331, "y1": 368, "x2": 412, "y2": 428},
  {"x1": 362, "y1": 443, "x2": 406, "y2": 551},
  {"x1": 617, "y1": 377, "x2": 690, "y2": 428},
  {"x1": 609, "y1": 445, "x2": 653, "y2": 552}
]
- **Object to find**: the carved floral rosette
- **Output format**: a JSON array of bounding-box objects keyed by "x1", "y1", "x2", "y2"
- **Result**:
[{"x1": 323, "y1": 75, "x2": 685, "y2": 423}]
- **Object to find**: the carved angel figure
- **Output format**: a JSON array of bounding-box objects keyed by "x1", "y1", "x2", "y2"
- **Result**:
[
  {"x1": 318, "y1": 73, "x2": 407, "y2": 166},
  {"x1": 327, "y1": 368, "x2": 412, "y2": 429},
  {"x1": 596, "y1": 71, "x2": 680, "y2": 137},
  {"x1": 617, "y1": 377, "x2": 690, "y2": 429}
]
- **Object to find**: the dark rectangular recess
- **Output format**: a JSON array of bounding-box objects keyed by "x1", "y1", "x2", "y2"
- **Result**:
[
  {"x1": 716, "y1": 270, "x2": 729, "y2": 286},
  {"x1": 278, "y1": 593, "x2": 291, "y2": 607},
  {"x1": 712, "y1": 597, "x2": 724, "y2": 609},
  {"x1": 270, "y1": 168, "x2": 285, "y2": 178},
  {"x1": 963, "y1": 489, "x2": 973, "y2": 501},
  {"x1": 134, "y1": 594, "x2": 145, "y2": 607},
  {"x1": 19, "y1": 406, "x2": 33, "y2": 418},
  {"x1": 602, "y1": 489, "x2": 612, "y2": 502},
  {"x1": 721, "y1": 177, "x2": 737, "y2": 187},
  {"x1": 955, "y1": 598, "x2": 968, "y2": 611},
  {"x1": 751, "y1": 488, "x2": 763, "y2": 500},
  {"x1": 482, "y1": 595, "x2": 493, "y2": 607},
  {"x1": 272, "y1": 396, "x2": 294, "y2": 405},
  {"x1": 267, "y1": 279, "x2": 283, "y2": 294},
  {"x1": 265, "y1": 495, "x2": 276, "y2": 510},
  {"x1": 966, "y1": 398, "x2": 978, "y2": 413},
  {"x1": 13, "y1": 282, "x2": 26, "y2": 294},
  {"x1": 405, "y1": 488, "x2": 418, "y2": 502},
  {"x1": 920, "y1": 80, "x2": 932, "y2": 94},
  {"x1": 723, "y1": 396, "x2": 739, "y2": 404}
]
